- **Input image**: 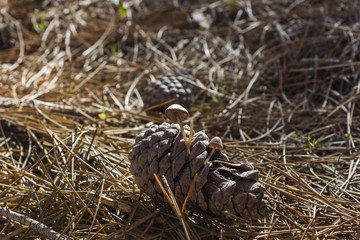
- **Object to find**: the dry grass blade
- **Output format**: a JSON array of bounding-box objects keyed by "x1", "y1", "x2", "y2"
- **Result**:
[
  {"x1": 153, "y1": 174, "x2": 178, "y2": 215},
  {"x1": 154, "y1": 174, "x2": 191, "y2": 240}
]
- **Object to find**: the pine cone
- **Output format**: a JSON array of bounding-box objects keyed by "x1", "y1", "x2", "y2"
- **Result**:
[
  {"x1": 128, "y1": 122, "x2": 269, "y2": 220},
  {"x1": 142, "y1": 71, "x2": 192, "y2": 111}
]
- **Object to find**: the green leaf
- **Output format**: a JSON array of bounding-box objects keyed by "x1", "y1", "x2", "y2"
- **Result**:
[
  {"x1": 110, "y1": 44, "x2": 117, "y2": 56},
  {"x1": 291, "y1": 132, "x2": 296, "y2": 138},
  {"x1": 221, "y1": 85, "x2": 226, "y2": 97},
  {"x1": 66, "y1": 87, "x2": 73, "y2": 92},
  {"x1": 345, "y1": 133, "x2": 349, "y2": 138},
  {"x1": 39, "y1": 13, "x2": 46, "y2": 30},
  {"x1": 33, "y1": 9, "x2": 46, "y2": 31},
  {"x1": 98, "y1": 113, "x2": 106, "y2": 120},
  {"x1": 118, "y1": 6, "x2": 127, "y2": 16}
]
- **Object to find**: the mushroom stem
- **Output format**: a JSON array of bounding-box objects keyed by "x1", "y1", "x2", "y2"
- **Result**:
[
  {"x1": 204, "y1": 149, "x2": 215, "y2": 165},
  {"x1": 177, "y1": 116, "x2": 190, "y2": 156},
  {"x1": 164, "y1": 104, "x2": 191, "y2": 157},
  {"x1": 188, "y1": 119, "x2": 194, "y2": 150}
]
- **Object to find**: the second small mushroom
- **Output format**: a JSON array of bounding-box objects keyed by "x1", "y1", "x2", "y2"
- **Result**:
[{"x1": 204, "y1": 136, "x2": 223, "y2": 165}]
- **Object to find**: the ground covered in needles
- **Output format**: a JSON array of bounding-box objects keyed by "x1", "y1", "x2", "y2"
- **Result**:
[{"x1": 0, "y1": 0, "x2": 359, "y2": 239}]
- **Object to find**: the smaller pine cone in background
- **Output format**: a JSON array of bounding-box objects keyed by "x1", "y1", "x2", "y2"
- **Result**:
[
  {"x1": 142, "y1": 70, "x2": 193, "y2": 112},
  {"x1": 128, "y1": 122, "x2": 269, "y2": 220}
]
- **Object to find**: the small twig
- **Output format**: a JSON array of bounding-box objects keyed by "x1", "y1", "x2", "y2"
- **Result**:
[
  {"x1": 0, "y1": 207, "x2": 69, "y2": 240},
  {"x1": 86, "y1": 192, "x2": 132, "y2": 213}
]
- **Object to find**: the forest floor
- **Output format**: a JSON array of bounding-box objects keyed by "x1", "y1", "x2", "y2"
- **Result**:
[{"x1": 0, "y1": 0, "x2": 359, "y2": 239}]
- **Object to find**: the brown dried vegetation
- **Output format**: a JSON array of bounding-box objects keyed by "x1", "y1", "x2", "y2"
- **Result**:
[{"x1": 0, "y1": 0, "x2": 359, "y2": 239}]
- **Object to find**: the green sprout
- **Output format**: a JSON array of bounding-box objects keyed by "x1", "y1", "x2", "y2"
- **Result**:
[
  {"x1": 66, "y1": 87, "x2": 73, "y2": 93},
  {"x1": 98, "y1": 107, "x2": 106, "y2": 121},
  {"x1": 110, "y1": 44, "x2": 117, "y2": 56},
  {"x1": 344, "y1": 133, "x2": 350, "y2": 147},
  {"x1": 291, "y1": 132, "x2": 296, "y2": 138},
  {"x1": 98, "y1": 113, "x2": 106, "y2": 121},
  {"x1": 221, "y1": 85, "x2": 226, "y2": 96},
  {"x1": 107, "y1": 0, "x2": 127, "y2": 16},
  {"x1": 299, "y1": 225, "x2": 305, "y2": 235},
  {"x1": 33, "y1": 9, "x2": 46, "y2": 31},
  {"x1": 118, "y1": 2, "x2": 127, "y2": 16},
  {"x1": 226, "y1": 0, "x2": 237, "y2": 4},
  {"x1": 212, "y1": 85, "x2": 226, "y2": 103},
  {"x1": 304, "y1": 135, "x2": 319, "y2": 152},
  {"x1": 108, "y1": 44, "x2": 118, "y2": 62}
]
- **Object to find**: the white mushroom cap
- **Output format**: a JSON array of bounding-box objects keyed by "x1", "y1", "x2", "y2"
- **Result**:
[{"x1": 165, "y1": 104, "x2": 189, "y2": 122}]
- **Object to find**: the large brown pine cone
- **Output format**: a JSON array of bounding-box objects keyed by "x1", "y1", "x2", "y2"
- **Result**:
[
  {"x1": 142, "y1": 71, "x2": 192, "y2": 111},
  {"x1": 128, "y1": 122, "x2": 269, "y2": 220}
]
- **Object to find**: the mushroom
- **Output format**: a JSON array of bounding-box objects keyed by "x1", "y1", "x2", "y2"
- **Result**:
[
  {"x1": 204, "y1": 136, "x2": 223, "y2": 165},
  {"x1": 165, "y1": 104, "x2": 191, "y2": 156}
]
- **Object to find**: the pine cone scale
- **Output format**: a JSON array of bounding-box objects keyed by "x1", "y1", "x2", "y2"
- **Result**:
[
  {"x1": 195, "y1": 164, "x2": 210, "y2": 192},
  {"x1": 178, "y1": 167, "x2": 191, "y2": 195},
  {"x1": 190, "y1": 151, "x2": 208, "y2": 177},
  {"x1": 158, "y1": 153, "x2": 171, "y2": 175},
  {"x1": 172, "y1": 149, "x2": 187, "y2": 178}
]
